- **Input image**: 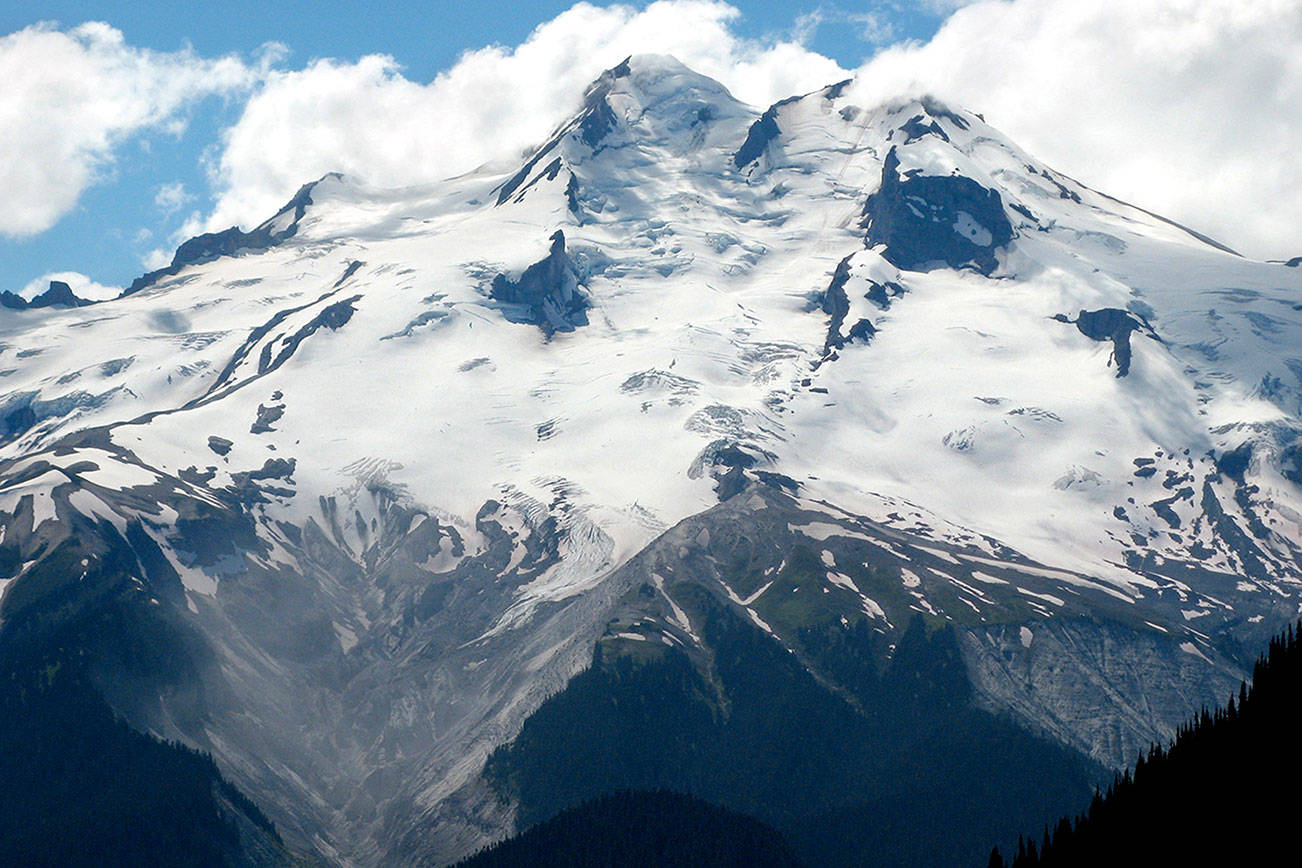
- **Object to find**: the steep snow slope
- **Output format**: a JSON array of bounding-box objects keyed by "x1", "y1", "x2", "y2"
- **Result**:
[{"x1": 1, "y1": 55, "x2": 1300, "y2": 865}]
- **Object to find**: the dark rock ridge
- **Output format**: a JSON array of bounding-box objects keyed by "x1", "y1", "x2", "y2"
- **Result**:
[
  {"x1": 229, "y1": 458, "x2": 297, "y2": 506},
  {"x1": 1281, "y1": 441, "x2": 1302, "y2": 486},
  {"x1": 496, "y1": 152, "x2": 569, "y2": 208},
  {"x1": 1027, "y1": 165, "x2": 1082, "y2": 204},
  {"x1": 734, "y1": 80, "x2": 851, "y2": 170},
  {"x1": 122, "y1": 175, "x2": 339, "y2": 298},
  {"x1": 0, "y1": 280, "x2": 93, "y2": 311},
  {"x1": 733, "y1": 95, "x2": 797, "y2": 169},
  {"x1": 1054, "y1": 308, "x2": 1159, "y2": 377},
  {"x1": 483, "y1": 488, "x2": 1111, "y2": 868},
  {"x1": 575, "y1": 60, "x2": 626, "y2": 149},
  {"x1": 482, "y1": 479, "x2": 1256, "y2": 867},
  {"x1": 199, "y1": 272, "x2": 364, "y2": 405},
  {"x1": 1215, "y1": 441, "x2": 1254, "y2": 482},
  {"x1": 907, "y1": 97, "x2": 973, "y2": 134},
  {"x1": 818, "y1": 256, "x2": 876, "y2": 355},
  {"x1": 862, "y1": 147, "x2": 1014, "y2": 274},
  {"x1": 490, "y1": 231, "x2": 590, "y2": 335},
  {"x1": 494, "y1": 58, "x2": 633, "y2": 207},
  {"x1": 865, "y1": 278, "x2": 905, "y2": 309}
]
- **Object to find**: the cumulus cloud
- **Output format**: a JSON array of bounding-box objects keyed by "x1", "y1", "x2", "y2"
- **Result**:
[
  {"x1": 0, "y1": 22, "x2": 269, "y2": 238},
  {"x1": 849, "y1": 0, "x2": 1302, "y2": 258},
  {"x1": 203, "y1": 0, "x2": 849, "y2": 230}
]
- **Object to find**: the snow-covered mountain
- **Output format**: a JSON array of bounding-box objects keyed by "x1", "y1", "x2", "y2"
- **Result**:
[{"x1": 2, "y1": 55, "x2": 1300, "y2": 865}]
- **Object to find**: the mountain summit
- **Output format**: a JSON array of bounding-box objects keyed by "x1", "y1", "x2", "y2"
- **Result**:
[{"x1": 1, "y1": 56, "x2": 1300, "y2": 866}]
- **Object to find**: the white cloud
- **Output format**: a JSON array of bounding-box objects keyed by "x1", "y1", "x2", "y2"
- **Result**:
[
  {"x1": 19, "y1": 270, "x2": 120, "y2": 302},
  {"x1": 154, "y1": 181, "x2": 191, "y2": 214},
  {"x1": 849, "y1": 0, "x2": 1302, "y2": 259},
  {"x1": 792, "y1": 10, "x2": 825, "y2": 45},
  {"x1": 142, "y1": 246, "x2": 174, "y2": 272},
  {"x1": 849, "y1": 11, "x2": 899, "y2": 47},
  {"x1": 915, "y1": 0, "x2": 982, "y2": 12},
  {"x1": 203, "y1": 0, "x2": 849, "y2": 230},
  {"x1": 0, "y1": 22, "x2": 268, "y2": 237}
]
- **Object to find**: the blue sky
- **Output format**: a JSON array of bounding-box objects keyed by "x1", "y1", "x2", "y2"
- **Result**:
[
  {"x1": 1, "y1": 1, "x2": 1297, "y2": 298},
  {"x1": 1, "y1": 1, "x2": 944, "y2": 80}
]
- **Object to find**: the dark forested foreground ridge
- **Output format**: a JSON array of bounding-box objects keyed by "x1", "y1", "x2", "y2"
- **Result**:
[
  {"x1": 991, "y1": 620, "x2": 1302, "y2": 867},
  {"x1": 0, "y1": 652, "x2": 292, "y2": 867},
  {"x1": 454, "y1": 790, "x2": 806, "y2": 868}
]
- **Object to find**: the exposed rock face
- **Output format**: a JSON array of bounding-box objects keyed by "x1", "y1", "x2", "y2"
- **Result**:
[
  {"x1": 463, "y1": 479, "x2": 1254, "y2": 789},
  {"x1": 733, "y1": 97, "x2": 795, "y2": 169},
  {"x1": 250, "y1": 403, "x2": 285, "y2": 434},
  {"x1": 1056, "y1": 308, "x2": 1156, "y2": 377},
  {"x1": 490, "y1": 231, "x2": 590, "y2": 335},
  {"x1": 30, "y1": 280, "x2": 89, "y2": 308},
  {"x1": 576, "y1": 64, "x2": 624, "y2": 148},
  {"x1": 899, "y1": 114, "x2": 950, "y2": 144},
  {"x1": 959, "y1": 619, "x2": 1240, "y2": 766},
  {"x1": 862, "y1": 147, "x2": 1014, "y2": 274},
  {"x1": 734, "y1": 80, "x2": 852, "y2": 171},
  {"x1": 819, "y1": 256, "x2": 875, "y2": 354},
  {"x1": 494, "y1": 58, "x2": 631, "y2": 207},
  {"x1": 0, "y1": 401, "x2": 36, "y2": 443}
]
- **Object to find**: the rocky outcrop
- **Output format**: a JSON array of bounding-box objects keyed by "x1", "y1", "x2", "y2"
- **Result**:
[
  {"x1": 1055, "y1": 307, "x2": 1158, "y2": 377},
  {"x1": 862, "y1": 147, "x2": 1014, "y2": 274},
  {"x1": 818, "y1": 255, "x2": 876, "y2": 354},
  {"x1": 733, "y1": 96, "x2": 795, "y2": 169},
  {"x1": 0, "y1": 280, "x2": 93, "y2": 311},
  {"x1": 490, "y1": 231, "x2": 590, "y2": 335}
]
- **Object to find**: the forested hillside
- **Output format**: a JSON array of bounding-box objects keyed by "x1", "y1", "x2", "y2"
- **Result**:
[{"x1": 454, "y1": 790, "x2": 804, "y2": 868}]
